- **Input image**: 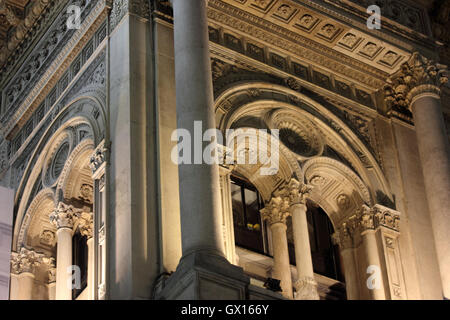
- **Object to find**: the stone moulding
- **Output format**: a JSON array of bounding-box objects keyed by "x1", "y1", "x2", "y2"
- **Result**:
[
  {"x1": 207, "y1": 0, "x2": 388, "y2": 89},
  {"x1": 1, "y1": 0, "x2": 109, "y2": 140}
]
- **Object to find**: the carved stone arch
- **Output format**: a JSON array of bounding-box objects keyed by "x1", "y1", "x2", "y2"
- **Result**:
[
  {"x1": 302, "y1": 157, "x2": 372, "y2": 227},
  {"x1": 214, "y1": 81, "x2": 392, "y2": 205},
  {"x1": 13, "y1": 97, "x2": 102, "y2": 246},
  {"x1": 225, "y1": 127, "x2": 302, "y2": 202},
  {"x1": 56, "y1": 94, "x2": 106, "y2": 146},
  {"x1": 56, "y1": 138, "x2": 95, "y2": 203},
  {"x1": 15, "y1": 188, "x2": 56, "y2": 252}
]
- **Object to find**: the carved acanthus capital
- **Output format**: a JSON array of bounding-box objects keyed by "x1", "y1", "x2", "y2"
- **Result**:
[
  {"x1": 10, "y1": 247, "x2": 44, "y2": 275},
  {"x1": 78, "y1": 212, "x2": 94, "y2": 239},
  {"x1": 41, "y1": 257, "x2": 56, "y2": 283},
  {"x1": 335, "y1": 215, "x2": 359, "y2": 249},
  {"x1": 49, "y1": 202, "x2": 82, "y2": 230},
  {"x1": 357, "y1": 204, "x2": 401, "y2": 233},
  {"x1": 294, "y1": 276, "x2": 320, "y2": 300},
  {"x1": 260, "y1": 196, "x2": 291, "y2": 225},
  {"x1": 384, "y1": 52, "x2": 448, "y2": 112},
  {"x1": 358, "y1": 204, "x2": 375, "y2": 232},
  {"x1": 285, "y1": 178, "x2": 313, "y2": 206}
]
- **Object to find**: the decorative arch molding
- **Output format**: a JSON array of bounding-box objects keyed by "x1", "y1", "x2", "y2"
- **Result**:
[
  {"x1": 15, "y1": 188, "x2": 56, "y2": 252},
  {"x1": 303, "y1": 157, "x2": 372, "y2": 227},
  {"x1": 56, "y1": 138, "x2": 95, "y2": 202},
  {"x1": 13, "y1": 96, "x2": 104, "y2": 247},
  {"x1": 214, "y1": 81, "x2": 392, "y2": 205},
  {"x1": 225, "y1": 127, "x2": 302, "y2": 201}
]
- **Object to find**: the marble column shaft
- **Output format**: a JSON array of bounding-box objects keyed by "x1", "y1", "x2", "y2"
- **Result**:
[
  {"x1": 411, "y1": 93, "x2": 450, "y2": 299},
  {"x1": 172, "y1": 0, "x2": 224, "y2": 257}
]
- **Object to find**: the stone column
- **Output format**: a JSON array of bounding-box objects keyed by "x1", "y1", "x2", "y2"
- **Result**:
[
  {"x1": 359, "y1": 205, "x2": 388, "y2": 300},
  {"x1": 284, "y1": 179, "x2": 319, "y2": 300},
  {"x1": 50, "y1": 202, "x2": 81, "y2": 300},
  {"x1": 10, "y1": 248, "x2": 43, "y2": 300},
  {"x1": 158, "y1": 0, "x2": 249, "y2": 300},
  {"x1": 261, "y1": 196, "x2": 293, "y2": 298},
  {"x1": 78, "y1": 212, "x2": 94, "y2": 300},
  {"x1": 385, "y1": 52, "x2": 449, "y2": 298},
  {"x1": 171, "y1": 0, "x2": 224, "y2": 258},
  {"x1": 335, "y1": 216, "x2": 360, "y2": 300}
]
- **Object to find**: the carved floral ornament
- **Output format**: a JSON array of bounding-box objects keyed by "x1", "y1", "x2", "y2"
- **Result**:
[
  {"x1": 260, "y1": 195, "x2": 291, "y2": 225},
  {"x1": 384, "y1": 52, "x2": 449, "y2": 112},
  {"x1": 10, "y1": 247, "x2": 44, "y2": 275}
]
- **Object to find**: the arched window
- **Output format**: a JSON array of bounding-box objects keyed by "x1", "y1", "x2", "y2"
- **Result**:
[{"x1": 230, "y1": 175, "x2": 269, "y2": 255}]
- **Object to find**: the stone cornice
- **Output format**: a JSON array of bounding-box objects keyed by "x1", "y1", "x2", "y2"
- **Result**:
[
  {"x1": 0, "y1": 0, "x2": 53, "y2": 69},
  {"x1": 384, "y1": 52, "x2": 449, "y2": 113},
  {"x1": 207, "y1": 0, "x2": 388, "y2": 89},
  {"x1": 1, "y1": 0, "x2": 108, "y2": 140}
]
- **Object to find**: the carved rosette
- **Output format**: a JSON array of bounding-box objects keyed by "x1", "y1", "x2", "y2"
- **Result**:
[
  {"x1": 260, "y1": 196, "x2": 291, "y2": 225},
  {"x1": 384, "y1": 52, "x2": 448, "y2": 113},
  {"x1": 10, "y1": 247, "x2": 44, "y2": 275},
  {"x1": 78, "y1": 212, "x2": 94, "y2": 239},
  {"x1": 294, "y1": 276, "x2": 320, "y2": 300},
  {"x1": 49, "y1": 202, "x2": 82, "y2": 230}
]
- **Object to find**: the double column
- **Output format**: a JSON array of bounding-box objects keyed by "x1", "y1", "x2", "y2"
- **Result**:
[{"x1": 385, "y1": 52, "x2": 450, "y2": 299}]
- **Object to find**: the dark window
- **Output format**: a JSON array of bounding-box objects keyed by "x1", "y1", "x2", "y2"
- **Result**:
[
  {"x1": 231, "y1": 175, "x2": 268, "y2": 255},
  {"x1": 72, "y1": 232, "x2": 88, "y2": 299}
]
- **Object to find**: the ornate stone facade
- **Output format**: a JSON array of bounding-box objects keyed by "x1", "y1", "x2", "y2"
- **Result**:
[{"x1": 0, "y1": 0, "x2": 448, "y2": 301}]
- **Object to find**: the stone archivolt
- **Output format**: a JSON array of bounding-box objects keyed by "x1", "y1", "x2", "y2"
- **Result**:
[{"x1": 384, "y1": 52, "x2": 449, "y2": 113}]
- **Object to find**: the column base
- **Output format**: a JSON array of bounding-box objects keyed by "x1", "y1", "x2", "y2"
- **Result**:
[
  {"x1": 156, "y1": 250, "x2": 250, "y2": 300},
  {"x1": 294, "y1": 276, "x2": 320, "y2": 300}
]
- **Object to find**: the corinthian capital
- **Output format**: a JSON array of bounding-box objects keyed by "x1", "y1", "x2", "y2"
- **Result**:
[
  {"x1": 10, "y1": 247, "x2": 44, "y2": 275},
  {"x1": 49, "y1": 202, "x2": 82, "y2": 230},
  {"x1": 78, "y1": 212, "x2": 94, "y2": 238},
  {"x1": 335, "y1": 215, "x2": 359, "y2": 250},
  {"x1": 357, "y1": 204, "x2": 401, "y2": 233},
  {"x1": 260, "y1": 196, "x2": 291, "y2": 225},
  {"x1": 280, "y1": 178, "x2": 313, "y2": 206},
  {"x1": 384, "y1": 52, "x2": 448, "y2": 111}
]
